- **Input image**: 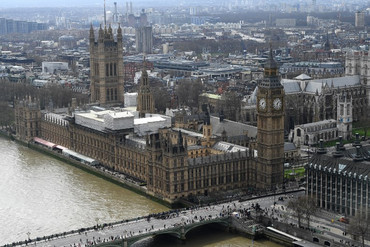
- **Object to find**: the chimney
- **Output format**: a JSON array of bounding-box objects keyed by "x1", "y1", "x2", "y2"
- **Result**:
[
  {"x1": 353, "y1": 146, "x2": 363, "y2": 162},
  {"x1": 332, "y1": 142, "x2": 343, "y2": 157},
  {"x1": 317, "y1": 139, "x2": 327, "y2": 154},
  {"x1": 338, "y1": 136, "x2": 345, "y2": 150},
  {"x1": 353, "y1": 132, "x2": 361, "y2": 147}
]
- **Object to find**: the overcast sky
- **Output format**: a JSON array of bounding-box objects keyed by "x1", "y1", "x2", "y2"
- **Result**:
[
  {"x1": 1, "y1": 0, "x2": 108, "y2": 8},
  {"x1": 0, "y1": 0, "x2": 362, "y2": 8}
]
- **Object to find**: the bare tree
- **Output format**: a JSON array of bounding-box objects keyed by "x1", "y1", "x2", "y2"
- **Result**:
[
  {"x1": 302, "y1": 196, "x2": 317, "y2": 229},
  {"x1": 152, "y1": 87, "x2": 171, "y2": 113},
  {"x1": 175, "y1": 79, "x2": 204, "y2": 108},
  {"x1": 348, "y1": 207, "x2": 370, "y2": 247},
  {"x1": 0, "y1": 102, "x2": 14, "y2": 130},
  {"x1": 287, "y1": 197, "x2": 305, "y2": 228},
  {"x1": 222, "y1": 91, "x2": 241, "y2": 121},
  {"x1": 287, "y1": 195, "x2": 317, "y2": 228}
]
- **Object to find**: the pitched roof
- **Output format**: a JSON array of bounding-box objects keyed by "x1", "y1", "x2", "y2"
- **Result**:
[
  {"x1": 210, "y1": 116, "x2": 257, "y2": 138},
  {"x1": 281, "y1": 80, "x2": 301, "y2": 93},
  {"x1": 294, "y1": 73, "x2": 312, "y2": 80},
  {"x1": 308, "y1": 143, "x2": 370, "y2": 177}
]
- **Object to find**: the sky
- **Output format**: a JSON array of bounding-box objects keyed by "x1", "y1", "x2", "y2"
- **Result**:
[
  {"x1": 0, "y1": 0, "x2": 362, "y2": 9},
  {"x1": 1, "y1": 0, "x2": 109, "y2": 8}
]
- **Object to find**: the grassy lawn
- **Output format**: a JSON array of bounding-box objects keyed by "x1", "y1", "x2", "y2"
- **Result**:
[
  {"x1": 285, "y1": 167, "x2": 305, "y2": 179},
  {"x1": 352, "y1": 120, "x2": 370, "y2": 138},
  {"x1": 352, "y1": 128, "x2": 370, "y2": 138},
  {"x1": 322, "y1": 139, "x2": 353, "y2": 147}
]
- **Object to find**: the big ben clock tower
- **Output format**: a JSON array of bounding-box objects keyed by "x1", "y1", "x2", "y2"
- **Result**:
[{"x1": 256, "y1": 48, "x2": 285, "y2": 190}]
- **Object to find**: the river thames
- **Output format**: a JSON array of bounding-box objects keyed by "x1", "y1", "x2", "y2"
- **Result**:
[{"x1": 0, "y1": 136, "x2": 282, "y2": 247}]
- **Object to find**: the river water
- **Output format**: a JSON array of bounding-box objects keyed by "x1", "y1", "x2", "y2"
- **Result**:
[{"x1": 0, "y1": 136, "x2": 281, "y2": 247}]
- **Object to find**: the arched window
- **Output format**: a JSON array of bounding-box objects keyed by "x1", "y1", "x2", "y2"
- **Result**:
[{"x1": 364, "y1": 64, "x2": 368, "y2": 75}]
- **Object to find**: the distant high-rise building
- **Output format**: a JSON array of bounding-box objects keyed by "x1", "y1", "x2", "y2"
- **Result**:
[
  {"x1": 355, "y1": 11, "x2": 365, "y2": 27},
  {"x1": 0, "y1": 18, "x2": 46, "y2": 34},
  {"x1": 135, "y1": 26, "x2": 153, "y2": 54},
  {"x1": 89, "y1": 25, "x2": 124, "y2": 105},
  {"x1": 0, "y1": 18, "x2": 7, "y2": 35}
]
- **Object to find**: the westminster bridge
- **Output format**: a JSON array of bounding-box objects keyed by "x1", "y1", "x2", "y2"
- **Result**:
[{"x1": 6, "y1": 198, "x2": 267, "y2": 247}]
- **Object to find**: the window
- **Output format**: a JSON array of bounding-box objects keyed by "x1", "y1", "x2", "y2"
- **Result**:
[{"x1": 297, "y1": 128, "x2": 301, "y2": 137}]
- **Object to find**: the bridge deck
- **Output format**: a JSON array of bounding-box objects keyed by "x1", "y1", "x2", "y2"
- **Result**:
[
  {"x1": 17, "y1": 205, "x2": 234, "y2": 247},
  {"x1": 8, "y1": 190, "x2": 304, "y2": 247}
]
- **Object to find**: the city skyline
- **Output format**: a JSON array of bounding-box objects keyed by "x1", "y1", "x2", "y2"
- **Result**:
[{"x1": 1, "y1": 0, "x2": 368, "y2": 8}]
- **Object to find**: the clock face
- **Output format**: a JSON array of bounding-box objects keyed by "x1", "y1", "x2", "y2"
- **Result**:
[
  {"x1": 273, "y1": 98, "x2": 282, "y2": 110},
  {"x1": 259, "y1": 98, "x2": 266, "y2": 110}
]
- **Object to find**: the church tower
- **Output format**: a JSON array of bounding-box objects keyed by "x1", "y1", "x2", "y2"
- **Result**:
[
  {"x1": 337, "y1": 93, "x2": 352, "y2": 140},
  {"x1": 137, "y1": 63, "x2": 155, "y2": 118},
  {"x1": 256, "y1": 48, "x2": 285, "y2": 190},
  {"x1": 89, "y1": 24, "x2": 124, "y2": 105}
]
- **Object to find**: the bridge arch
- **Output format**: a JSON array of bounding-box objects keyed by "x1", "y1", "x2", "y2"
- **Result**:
[
  {"x1": 183, "y1": 219, "x2": 230, "y2": 237},
  {"x1": 92, "y1": 218, "x2": 230, "y2": 247}
]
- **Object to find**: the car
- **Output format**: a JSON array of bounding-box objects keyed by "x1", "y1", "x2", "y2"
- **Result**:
[{"x1": 339, "y1": 217, "x2": 349, "y2": 224}]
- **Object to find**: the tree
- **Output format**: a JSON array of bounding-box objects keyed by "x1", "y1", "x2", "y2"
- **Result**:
[
  {"x1": 152, "y1": 87, "x2": 171, "y2": 113},
  {"x1": 303, "y1": 196, "x2": 317, "y2": 229},
  {"x1": 222, "y1": 91, "x2": 241, "y2": 121},
  {"x1": 175, "y1": 79, "x2": 204, "y2": 108},
  {"x1": 287, "y1": 197, "x2": 305, "y2": 228},
  {"x1": 348, "y1": 207, "x2": 370, "y2": 247},
  {"x1": 0, "y1": 102, "x2": 14, "y2": 130},
  {"x1": 287, "y1": 195, "x2": 317, "y2": 228}
]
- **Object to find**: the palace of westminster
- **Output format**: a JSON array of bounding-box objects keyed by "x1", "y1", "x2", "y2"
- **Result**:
[{"x1": 13, "y1": 24, "x2": 370, "y2": 206}]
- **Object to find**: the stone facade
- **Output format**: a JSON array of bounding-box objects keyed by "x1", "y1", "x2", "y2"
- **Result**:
[
  {"x1": 14, "y1": 97, "x2": 41, "y2": 141},
  {"x1": 345, "y1": 50, "x2": 370, "y2": 118},
  {"x1": 283, "y1": 75, "x2": 367, "y2": 131},
  {"x1": 290, "y1": 119, "x2": 338, "y2": 146},
  {"x1": 37, "y1": 109, "x2": 252, "y2": 203},
  {"x1": 137, "y1": 68, "x2": 155, "y2": 118},
  {"x1": 337, "y1": 94, "x2": 353, "y2": 140},
  {"x1": 256, "y1": 49, "x2": 285, "y2": 190},
  {"x1": 89, "y1": 25, "x2": 124, "y2": 105},
  {"x1": 13, "y1": 39, "x2": 287, "y2": 204}
]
